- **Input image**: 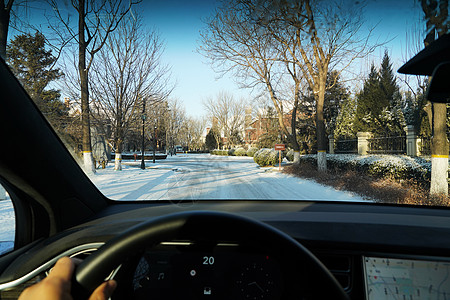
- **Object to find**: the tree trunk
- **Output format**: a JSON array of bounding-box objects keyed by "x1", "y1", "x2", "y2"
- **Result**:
[
  {"x1": 78, "y1": 0, "x2": 95, "y2": 174},
  {"x1": 290, "y1": 83, "x2": 301, "y2": 164},
  {"x1": 430, "y1": 102, "x2": 448, "y2": 196},
  {"x1": 420, "y1": 4, "x2": 449, "y2": 196},
  {"x1": 0, "y1": 4, "x2": 10, "y2": 61},
  {"x1": 316, "y1": 86, "x2": 327, "y2": 172},
  {"x1": 114, "y1": 138, "x2": 123, "y2": 171}
]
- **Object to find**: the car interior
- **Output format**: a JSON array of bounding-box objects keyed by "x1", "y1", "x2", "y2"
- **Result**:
[{"x1": 0, "y1": 6, "x2": 450, "y2": 300}]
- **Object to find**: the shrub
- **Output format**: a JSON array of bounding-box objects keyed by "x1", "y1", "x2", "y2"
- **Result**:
[
  {"x1": 234, "y1": 148, "x2": 247, "y2": 156},
  {"x1": 228, "y1": 148, "x2": 236, "y2": 156},
  {"x1": 299, "y1": 154, "x2": 432, "y2": 184},
  {"x1": 286, "y1": 149, "x2": 294, "y2": 162},
  {"x1": 253, "y1": 148, "x2": 279, "y2": 167},
  {"x1": 247, "y1": 147, "x2": 259, "y2": 157},
  {"x1": 210, "y1": 149, "x2": 229, "y2": 156}
]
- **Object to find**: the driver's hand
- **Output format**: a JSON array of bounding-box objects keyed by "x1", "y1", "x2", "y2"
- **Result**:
[{"x1": 18, "y1": 257, "x2": 117, "y2": 300}]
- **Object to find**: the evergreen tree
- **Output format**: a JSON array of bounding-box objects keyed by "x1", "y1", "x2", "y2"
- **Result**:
[
  {"x1": 355, "y1": 64, "x2": 385, "y2": 133},
  {"x1": 205, "y1": 128, "x2": 219, "y2": 150},
  {"x1": 355, "y1": 52, "x2": 405, "y2": 136},
  {"x1": 334, "y1": 96, "x2": 357, "y2": 138},
  {"x1": 379, "y1": 50, "x2": 404, "y2": 134},
  {"x1": 297, "y1": 71, "x2": 350, "y2": 152},
  {"x1": 379, "y1": 50, "x2": 399, "y2": 106},
  {"x1": 324, "y1": 71, "x2": 350, "y2": 135},
  {"x1": 6, "y1": 31, "x2": 67, "y2": 130}
]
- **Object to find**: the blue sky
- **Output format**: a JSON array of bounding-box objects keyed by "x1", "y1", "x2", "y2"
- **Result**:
[
  {"x1": 137, "y1": 0, "x2": 426, "y2": 118},
  {"x1": 10, "y1": 0, "x2": 427, "y2": 119},
  {"x1": 140, "y1": 0, "x2": 249, "y2": 118}
]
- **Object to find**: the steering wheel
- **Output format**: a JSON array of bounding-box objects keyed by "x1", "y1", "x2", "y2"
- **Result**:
[{"x1": 72, "y1": 211, "x2": 349, "y2": 299}]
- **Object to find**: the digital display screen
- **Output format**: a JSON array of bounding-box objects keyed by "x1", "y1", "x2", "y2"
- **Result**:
[{"x1": 363, "y1": 256, "x2": 450, "y2": 300}]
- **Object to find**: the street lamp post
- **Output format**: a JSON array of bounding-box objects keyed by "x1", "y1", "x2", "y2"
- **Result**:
[
  {"x1": 140, "y1": 101, "x2": 146, "y2": 170},
  {"x1": 153, "y1": 126, "x2": 157, "y2": 163}
]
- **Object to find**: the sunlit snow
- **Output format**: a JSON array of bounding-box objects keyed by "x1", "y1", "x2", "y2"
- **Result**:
[
  {"x1": 0, "y1": 153, "x2": 367, "y2": 254},
  {"x1": 89, "y1": 154, "x2": 365, "y2": 202}
]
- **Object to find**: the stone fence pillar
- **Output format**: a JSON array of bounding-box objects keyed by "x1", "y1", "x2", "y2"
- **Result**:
[
  {"x1": 328, "y1": 135, "x2": 335, "y2": 154},
  {"x1": 405, "y1": 125, "x2": 419, "y2": 156},
  {"x1": 357, "y1": 132, "x2": 372, "y2": 155}
]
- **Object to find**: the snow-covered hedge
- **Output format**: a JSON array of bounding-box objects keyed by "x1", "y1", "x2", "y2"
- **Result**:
[
  {"x1": 247, "y1": 147, "x2": 259, "y2": 157},
  {"x1": 254, "y1": 148, "x2": 279, "y2": 167},
  {"x1": 234, "y1": 148, "x2": 247, "y2": 156},
  {"x1": 210, "y1": 148, "x2": 247, "y2": 156},
  {"x1": 210, "y1": 149, "x2": 229, "y2": 156},
  {"x1": 299, "y1": 154, "x2": 432, "y2": 182}
]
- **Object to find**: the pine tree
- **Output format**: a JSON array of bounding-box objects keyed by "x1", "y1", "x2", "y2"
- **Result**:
[
  {"x1": 355, "y1": 64, "x2": 385, "y2": 133},
  {"x1": 6, "y1": 31, "x2": 66, "y2": 130},
  {"x1": 334, "y1": 96, "x2": 357, "y2": 139},
  {"x1": 205, "y1": 128, "x2": 219, "y2": 150},
  {"x1": 324, "y1": 71, "x2": 350, "y2": 135},
  {"x1": 379, "y1": 50, "x2": 404, "y2": 134},
  {"x1": 355, "y1": 52, "x2": 405, "y2": 136},
  {"x1": 379, "y1": 51, "x2": 399, "y2": 106},
  {"x1": 297, "y1": 71, "x2": 349, "y2": 152}
]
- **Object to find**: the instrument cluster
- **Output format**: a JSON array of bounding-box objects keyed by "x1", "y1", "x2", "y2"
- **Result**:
[{"x1": 127, "y1": 242, "x2": 284, "y2": 300}]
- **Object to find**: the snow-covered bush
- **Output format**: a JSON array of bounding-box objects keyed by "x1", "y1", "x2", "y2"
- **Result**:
[
  {"x1": 210, "y1": 149, "x2": 229, "y2": 156},
  {"x1": 286, "y1": 149, "x2": 294, "y2": 162},
  {"x1": 299, "y1": 154, "x2": 431, "y2": 183},
  {"x1": 253, "y1": 148, "x2": 279, "y2": 167},
  {"x1": 234, "y1": 148, "x2": 247, "y2": 156},
  {"x1": 247, "y1": 147, "x2": 259, "y2": 157}
]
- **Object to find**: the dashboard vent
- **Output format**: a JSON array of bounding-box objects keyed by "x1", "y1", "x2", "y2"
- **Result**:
[{"x1": 315, "y1": 253, "x2": 352, "y2": 291}]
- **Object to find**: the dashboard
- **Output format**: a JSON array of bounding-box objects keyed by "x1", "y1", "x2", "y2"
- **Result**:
[{"x1": 2, "y1": 201, "x2": 450, "y2": 300}]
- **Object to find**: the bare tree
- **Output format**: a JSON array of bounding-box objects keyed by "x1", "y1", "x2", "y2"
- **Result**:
[
  {"x1": 200, "y1": 0, "x2": 377, "y2": 168},
  {"x1": 89, "y1": 15, "x2": 171, "y2": 170},
  {"x1": 203, "y1": 92, "x2": 247, "y2": 148},
  {"x1": 48, "y1": 0, "x2": 139, "y2": 173},
  {"x1": 248, "y1": 0, "x2": 377, "y2": 170},
  {"x1": 166, "y1": 98, "x2": 187, "y2": 152},
  {"x1": 200, "y1": 2, "x2": 302, "y2": 159}
]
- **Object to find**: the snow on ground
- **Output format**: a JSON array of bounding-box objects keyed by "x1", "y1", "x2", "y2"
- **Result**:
[
  {"x1": 89, "y1": 154, "x2": 365, "y2": 202},
  {"x1": 0, "y1": 195, "x2": 15, "y2": 255},
  {"x1": 0, "y1": 153, "x2": 367, "y2": 254}
]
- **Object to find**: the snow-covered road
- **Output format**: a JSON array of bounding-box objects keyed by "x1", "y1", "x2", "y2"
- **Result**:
[
  {"x1": 90, "y1": 154, "x2": 365, "y2": 202},
  {"x1": 0, "y1": 154, "x2": 367, "y2": 251}
]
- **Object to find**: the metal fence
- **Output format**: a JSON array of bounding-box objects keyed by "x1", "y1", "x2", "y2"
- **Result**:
[
  {"x1": 418, "y1": 136, "x2": 431, "y2": 156},
  {"x1": 417, "y1": 133, "x2": 450, "y2": 156},
  {"x1": 368, "y1": 135, "x2": 406, "y2": 154},
  {"x1": 335, "y1": 138, "x2": 358, "y2": 154}
]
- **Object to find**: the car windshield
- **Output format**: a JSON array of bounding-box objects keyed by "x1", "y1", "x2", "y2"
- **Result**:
[{"x1": 1, "y1": 0, "x2": 449, "y2": 205}]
